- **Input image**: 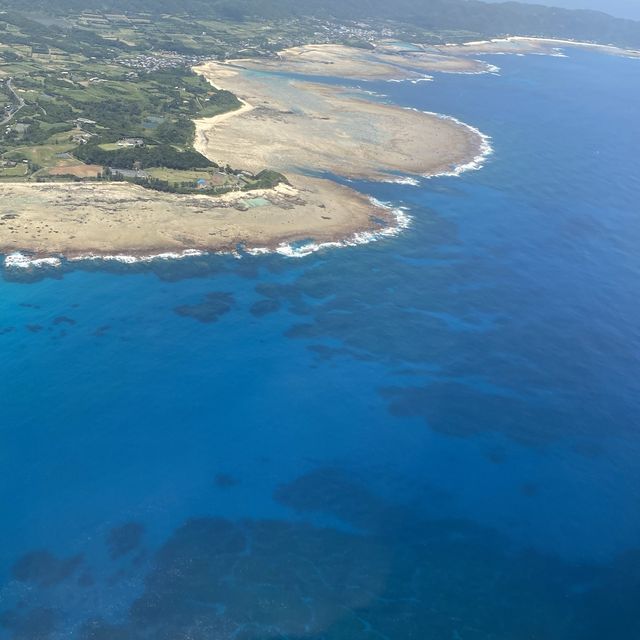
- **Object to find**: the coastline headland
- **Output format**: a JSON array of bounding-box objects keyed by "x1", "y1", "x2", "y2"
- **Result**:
[
  {"x1": 0, "y1": 178, "x2": 389, "y2": 260},
  {"x1": 1, "y1": 43, "x2": 493, "y2": 267},
  {"x1": 191, "y1": 58, "x2": 486, "y2": 183},
  {"x1": 439, "y1": 35, "x2": 640, "y2": 59},
  {"x1": 230, "y1": 41, "x2": 494, "y2": 79}
]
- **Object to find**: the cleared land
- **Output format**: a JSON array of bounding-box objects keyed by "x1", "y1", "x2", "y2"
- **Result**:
[{"x1": 47, "y1": 164, "x2": 102, "y2": 177}]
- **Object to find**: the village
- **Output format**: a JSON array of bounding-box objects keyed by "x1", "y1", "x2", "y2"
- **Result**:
[{"x1": 0, "y1": 8, "x2": 421, "y2": 192}]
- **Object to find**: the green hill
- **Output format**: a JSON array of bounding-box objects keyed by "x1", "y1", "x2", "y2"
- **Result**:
[{"x1": 1, "y1": 0, "x2": 640, "y2": 48}]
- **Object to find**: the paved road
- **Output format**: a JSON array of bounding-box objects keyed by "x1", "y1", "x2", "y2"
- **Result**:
[{"x1": 0, "y1": 78, "x2": 26, "y2": 126}]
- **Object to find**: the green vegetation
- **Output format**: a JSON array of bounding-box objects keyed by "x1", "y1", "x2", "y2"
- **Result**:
[
  {"x1": 0, "y1": 0, "x2": 638, "y2": 49},
  {"x1": 0, "y1": 162, "x2": 29, "y2": 178},
  {"x1": 0, "y1": 65, "x2": 241, "y2": 147},
  {"x1": 74, "y1": 144, "x2": 214, "y2": 170},
  {"x1": 101, "y1": 166, "x2": 288, "y2": 195},
  {"x1": 146, "y1": 167, "x2": 218, "y2": 182},
  {"x1": 154, "y1": 118, "x2": 195, "y2": 147},
  {"x1": 245, "y1": 169, "x2": 290, "y2": 191},
  {"x1": 0, "y1": 15, "x2": 248, "y2": 195},
  {"x1": 0, "y1": 0, "x2": 637, "y2": 197}
]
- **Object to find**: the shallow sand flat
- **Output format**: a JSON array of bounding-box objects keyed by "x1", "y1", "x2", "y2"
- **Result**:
[
  {"x1": 439, "y1": 36, "x2": 640, "y2": 59},
  {"x1": 194, "y1": 62, "x2": 483, "y2": 181},
  {"x1": 0, "y1": 178, "x2": 387, "y2": 257},
  {"x1": 235, "y1": 42, "x2": 488, "y2": 80}
]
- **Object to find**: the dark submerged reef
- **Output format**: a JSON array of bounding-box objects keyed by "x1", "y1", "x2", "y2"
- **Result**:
[
  {"x1": 11, "y1": 551, "x2": 83, "y2": 588},
  {"x1": 174, "y1": 292, "x2": 235, "y2": 323},
  {"x1": 106, "y1": 523, "x2": 146, "y2": 560},
  {"x1": 3, "y1": 467, "x2": 639, "y2": 640}
]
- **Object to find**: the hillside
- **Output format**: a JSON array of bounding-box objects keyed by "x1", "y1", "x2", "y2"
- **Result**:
[{"x1": 1, "y1": 0, "x2": 640, "y2": 48}]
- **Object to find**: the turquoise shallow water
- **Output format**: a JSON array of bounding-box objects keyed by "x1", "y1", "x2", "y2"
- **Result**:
[{"x1": 0, "y1": 49, "x2": 639, "y2": 638}]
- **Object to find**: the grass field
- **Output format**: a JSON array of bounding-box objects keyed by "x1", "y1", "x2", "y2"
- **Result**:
[
  {"x1": 7, "y1": 141, "x2": 75, "y2": 166},
  {"x1": 0, "y1": 163, "x2": 29, "y2": 178},
  {"x1": 0, "y1": 10, "x2": 329, "y2": 183}
]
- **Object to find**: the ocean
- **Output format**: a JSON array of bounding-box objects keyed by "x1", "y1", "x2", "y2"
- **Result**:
[{"x1": 0, "y1": 48, "x2": 639, "y2": 638}]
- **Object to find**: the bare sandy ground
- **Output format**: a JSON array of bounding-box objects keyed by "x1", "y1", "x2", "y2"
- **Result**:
[
  {"x1": 1, "y1": 43, "x2": 487, "y2": 261},
  {"x1": 47, "y1": 164, "x2": 103, "y2": 178}
]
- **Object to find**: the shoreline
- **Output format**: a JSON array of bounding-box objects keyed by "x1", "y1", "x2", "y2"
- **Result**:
[
  {"x1": 3, "y1": 200, "x2": 412, "y2": 269},
  {"x1": 2, "y1": 43, "x2": 494, "y2": 271},
  {"x1": 236, "y1": 42, "x2": 494, "y2": 79},
  {"x1": 191, "y1": 58, "x2": 486, "y2": 182},
  {"x1": 0, "y1": 178, "x2": 394, "y2": 263},
  {"x1": 441, "y1": 35, "x2": 640, "y2": 59}
]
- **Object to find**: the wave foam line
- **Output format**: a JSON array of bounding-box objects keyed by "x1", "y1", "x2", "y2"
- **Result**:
[
  {"x1": 67, "y1": 249, "x2": 206, "y2": 264},
  {"x1": 403, "y1": 107, "x2": 493, "y2": 177},
  {"x1": 3, "y1": 249, "x2": 206, "y2": 270},
  {"x1": 454, "y1": 36, "x2": 640, "y2": 59},
  {"x1": 2, "y1": 205, "x2": 411, "y2": 269},
  {"x1": 441, "y1": 60, "x2": 501, "y2": 75},
  {"x1": 276, "y1": 202, "x2": 412, "y2": 258},
  {"x1": 387, "y1": 76, "x2": 434, "y2": 84},
  {"x1": 383, "y1": 176, "x2": 421, "y2": 186},
  {"x1": 247, "y1": 201, "x2": 412, "y2": 259},
  {"x1": 4, "y1": 253, "x2": 62, "y2": 269},
  {"x1": 3, "y1": 114, "x2": 490, "y2": 270}
]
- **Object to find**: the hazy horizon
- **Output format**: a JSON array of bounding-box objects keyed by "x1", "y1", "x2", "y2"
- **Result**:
[{"x1": 489, "y1": 0, "x2": 640, "y2": 21}]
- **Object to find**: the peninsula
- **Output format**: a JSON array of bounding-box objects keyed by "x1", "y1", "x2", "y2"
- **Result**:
[
  {"x1": 0, "y1": 43, "x2": 487, "y2": 261},
  {"x1": 192, "y1": 54, "x2": 485, "y2": 183}
]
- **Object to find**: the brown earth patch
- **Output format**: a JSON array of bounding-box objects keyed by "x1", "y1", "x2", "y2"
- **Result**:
[{"x1": 47, "y1": 164, "x2": 103, "y2": 178}]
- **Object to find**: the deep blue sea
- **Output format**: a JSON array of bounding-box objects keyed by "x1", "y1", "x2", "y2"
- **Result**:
[{"x1": 1, "y1": 49, "x2": 639, "y2": 639}]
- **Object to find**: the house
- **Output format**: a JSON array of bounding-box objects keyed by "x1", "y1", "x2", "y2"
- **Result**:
[
  {"x1": 74, "y1": 118, "x2": 97, "y2": 128},
  {"x1": 109, "y1": 167, "x2": 149, "y2": 179},
  {"x1": 72, "y1": 132, "x2": 94, "y2": 144},
  {"x1": 116, "y1": 138, "x2": 145, "y2": 148}
]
